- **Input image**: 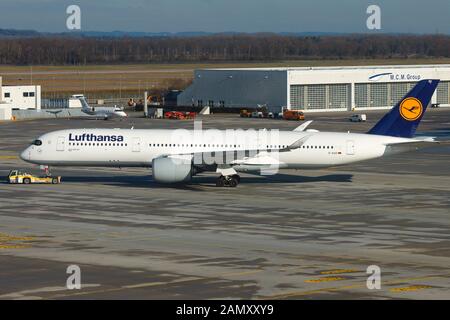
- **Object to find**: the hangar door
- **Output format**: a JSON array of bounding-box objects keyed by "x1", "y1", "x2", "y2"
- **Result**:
[
  {"x1": 290, "y1": 84, "x2": 351, "y2": 110},
  {"x1": 436, "y1": 81, "x2": 450, "y2": 105},
  {"x1": 355, "y1": 82, "x2": 418, "y2": 108}
]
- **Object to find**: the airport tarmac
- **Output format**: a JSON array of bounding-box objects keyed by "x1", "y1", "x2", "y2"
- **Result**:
[{"x1": 0, "y1": 109, "x2": 450, "y2": 299}]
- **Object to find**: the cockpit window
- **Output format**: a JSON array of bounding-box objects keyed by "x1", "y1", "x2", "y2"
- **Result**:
[{"x1": 32, "y1": 139, "x2": 42, "y2": 146}]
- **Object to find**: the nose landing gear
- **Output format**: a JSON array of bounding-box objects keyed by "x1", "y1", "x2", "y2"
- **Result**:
[
  {"x1": 216, "y1": 174, "x2": 240, "y2": 187},
  {"x1": 40, "y1": 165, "x2": 51, "y2": 176}
]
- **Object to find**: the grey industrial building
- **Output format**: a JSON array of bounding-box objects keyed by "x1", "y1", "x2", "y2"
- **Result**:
[{"x1": 177, "y1": 65, "x2": 450, "y2": 111}]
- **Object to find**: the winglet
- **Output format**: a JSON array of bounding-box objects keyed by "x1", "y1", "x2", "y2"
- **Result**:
[
  {"x1": 293, "y1": 120, "x2": 313, "y2": 132},
  {"x1": 286, "y1": 135, "x2": 310, "y2": 150}
]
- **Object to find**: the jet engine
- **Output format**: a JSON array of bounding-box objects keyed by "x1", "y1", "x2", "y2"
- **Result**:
[{"x1": 152, "y1": 156, "x2": 193, "y2": 183}]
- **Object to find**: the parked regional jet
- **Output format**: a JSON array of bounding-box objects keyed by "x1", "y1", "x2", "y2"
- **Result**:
[
  {"x1": 21, "y1": 80, "x2": 439, "y2": 187},
  {"x1": 76, "y1": 95, "x2": 127, "y2": 120}
]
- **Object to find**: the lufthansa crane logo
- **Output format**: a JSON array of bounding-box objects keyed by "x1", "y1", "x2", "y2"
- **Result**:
[{"x1": 399, "y1": 97, "x2": 423, "y2": 121}]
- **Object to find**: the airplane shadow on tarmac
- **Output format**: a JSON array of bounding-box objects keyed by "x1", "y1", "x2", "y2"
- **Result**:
[{"x1": 61, "y1": 173, "x2": 353, "y2": 190}]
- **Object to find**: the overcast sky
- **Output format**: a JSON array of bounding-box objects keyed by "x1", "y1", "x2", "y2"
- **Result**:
[{"x1": 1, "y1": 0, "x2": 449, "y2": 34}]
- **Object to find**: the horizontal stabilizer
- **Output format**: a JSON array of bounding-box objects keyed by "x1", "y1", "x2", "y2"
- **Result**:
[{"x1": 384, "y1": 139, "x2": 438, "y2": 149}]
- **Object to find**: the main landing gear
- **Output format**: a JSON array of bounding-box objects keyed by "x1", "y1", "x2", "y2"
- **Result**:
[{"x1": 216, "y1": 174, "x2": 240, "y2": 187}]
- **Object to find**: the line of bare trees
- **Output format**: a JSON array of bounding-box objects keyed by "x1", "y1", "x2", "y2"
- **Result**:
[{"x1": 1, "y1": 34, "x2": 450, "y2": 65}]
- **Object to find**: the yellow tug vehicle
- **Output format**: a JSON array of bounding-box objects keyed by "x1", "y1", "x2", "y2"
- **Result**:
[{"x1": 7, "y1": 169, "x2": 61, "y2": 184}]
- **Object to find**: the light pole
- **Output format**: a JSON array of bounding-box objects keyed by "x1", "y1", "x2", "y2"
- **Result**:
[
  {"x1": 138, "y1": 80, "x2": 141, "y2": 98},
  {"x1": 119, "y1": 75, "x2": 122, "y2": 100}
]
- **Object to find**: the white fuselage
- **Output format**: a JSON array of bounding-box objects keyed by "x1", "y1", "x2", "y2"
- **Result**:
[
  {"x1": 20, "y1": 128, "x2": 413, "y2": 171},
  {"x1": 82, "y1": 107, "x2": 127, "y2": 119}
]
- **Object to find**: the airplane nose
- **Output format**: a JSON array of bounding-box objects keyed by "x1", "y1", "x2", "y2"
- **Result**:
[{"x1": 20, "y1": 149, "x2": 29, "y2": 161}]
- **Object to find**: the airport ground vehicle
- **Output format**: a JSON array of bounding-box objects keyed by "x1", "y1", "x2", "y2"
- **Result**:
[
  {"x1": 164, "y1": 111, "x2": 197, "y2": 120},
  {"x1": 240, "y1": 109, "x2": 252, "y2": 117},
  {"x1": 240, "y1": 109, "x2": 282, "y2": 119},
  {"x1": 251, "y1": 111, "x2": 264, "y2": 118},
  {"x1": 7, "y1": 169, "x2": 61, "y2": 184},
  {"x1": 283, "y1": 110, "x2": 305, "y2": 121},
  {"x1": 349, "y1": 114, "x2": 367, "y2": 122}
]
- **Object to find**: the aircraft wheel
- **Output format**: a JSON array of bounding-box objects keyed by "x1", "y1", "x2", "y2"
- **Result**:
[
  {"x1": 232, "y1": 174, "x2": 240, "y2": 184},
  {"x1": 216, "y1": 176, "x2": 225, "y2": 187},
  {"x1": 228, "y1": 176, "x2": 238, "y2": 188}
]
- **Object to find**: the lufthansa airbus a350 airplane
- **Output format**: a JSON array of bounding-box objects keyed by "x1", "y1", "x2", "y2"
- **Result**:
[{"x1": 20, "y1": 80, "x2": 439, "y2": 187}]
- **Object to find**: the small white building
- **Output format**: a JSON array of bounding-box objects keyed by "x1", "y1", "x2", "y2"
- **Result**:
[
  {"x1": 0, "y1": 103, "x2": 12, "y2": 120},
  {"x1": 178, "y1": 65, "x2": 450, "y2": 111},
  {"x1": 0, "y1": 77, "x2": 12, "y2": 120},
  {"x1": 1, "y1": 81, "x2": 41, "y2": 110}
]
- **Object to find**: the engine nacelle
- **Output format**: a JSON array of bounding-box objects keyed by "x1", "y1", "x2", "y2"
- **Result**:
[{"x1": 152, "y1": 156, "x2": 193, "y2": 183}]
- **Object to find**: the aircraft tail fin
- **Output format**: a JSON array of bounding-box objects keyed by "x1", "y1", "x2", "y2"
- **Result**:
[
  {"x1": 78, "y1": 96, "x2": 91, "y2": 110},
  {"x1": 367, "y1": 79, "x2": 439, "y2": 138}
]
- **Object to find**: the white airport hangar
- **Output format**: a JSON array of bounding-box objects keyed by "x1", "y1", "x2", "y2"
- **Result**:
[{"x1": 177, "y1": 65, "x2": 450, "y2": 111}]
